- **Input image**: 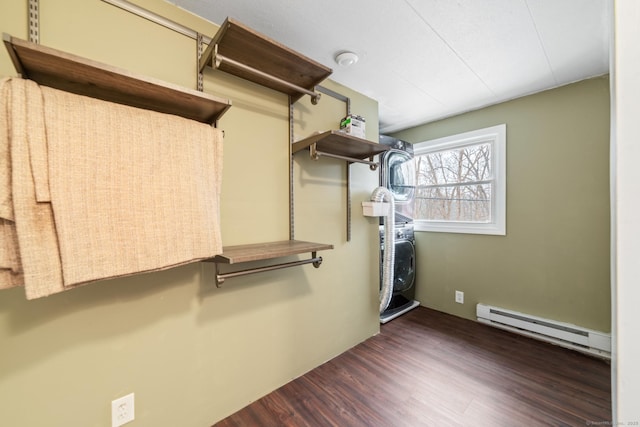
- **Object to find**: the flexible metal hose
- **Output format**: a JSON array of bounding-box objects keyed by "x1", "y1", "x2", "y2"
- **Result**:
[{"x1": 371, "y1": 187, "x2": 395, "y2": 314}]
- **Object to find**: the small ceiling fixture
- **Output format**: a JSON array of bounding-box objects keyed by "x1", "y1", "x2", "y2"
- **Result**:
[{"x1": 335, "y1": 51, "x2": 359, "y2": 67}]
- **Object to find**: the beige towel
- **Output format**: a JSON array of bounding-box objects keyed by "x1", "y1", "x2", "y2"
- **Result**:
[
  {"x1": 1, "y1": 79, "x2": 25, "y2": 290},
  {"x1": 1, "y1": 78, "x2": 223, "y2": 298},
  {"x1": 11, "y1": 79, "x2": 63, "y2": 298},
  {"x1": 41, "y1": 86, "x2": 223, "y2": 288},
  {"x1": 0, "y1": 79, "x2": 18, "y2": 289},
  {"x1": 0, "y1": 79, "x2": 63, "y2": 296},
  {"x1": 0, "y1": 219, "x2": 23, "y2": 290},
  {"x1": 0, "y1": 78, "x2": 13, "y2": 220}
]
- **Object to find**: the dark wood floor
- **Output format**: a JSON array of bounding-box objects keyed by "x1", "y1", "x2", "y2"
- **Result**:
[{"x1": 213, "y1": 307, "x2": 611, "y2": 427}]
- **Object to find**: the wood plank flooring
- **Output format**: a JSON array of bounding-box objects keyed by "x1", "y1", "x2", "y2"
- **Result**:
[{"x1": 213, "y1": 307, "x2": 611, "y2": 426}]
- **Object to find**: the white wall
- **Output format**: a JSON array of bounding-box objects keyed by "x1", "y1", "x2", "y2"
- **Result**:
[{"x1": 612, "y1": 0, "x2": 640, "y2": 423}]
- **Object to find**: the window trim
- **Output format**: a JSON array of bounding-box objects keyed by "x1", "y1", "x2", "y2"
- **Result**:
[{"x1": 413, "y1": 124, "x2": 506, "y2": 236}]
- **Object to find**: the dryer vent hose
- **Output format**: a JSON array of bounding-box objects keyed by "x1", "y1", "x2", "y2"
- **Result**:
[{"x1": 371, "y1": 187, "x2": 395, "y2": 314}]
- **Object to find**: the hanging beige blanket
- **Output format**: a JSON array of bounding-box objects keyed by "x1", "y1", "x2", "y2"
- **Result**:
[
  {"x1": 0, "y1": 79, "x2": 17, "y2": 289},
  {"x1": 0, "y1": 78, "x2": 57, "y2": 295},
  {"x1": 0, "y1": 78, "x2": 223, "y2": 299}
]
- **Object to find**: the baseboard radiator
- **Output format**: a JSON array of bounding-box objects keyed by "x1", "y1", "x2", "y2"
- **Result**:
[{"x1": 476, "y1": 304, "x2": 611, "y2": 359}]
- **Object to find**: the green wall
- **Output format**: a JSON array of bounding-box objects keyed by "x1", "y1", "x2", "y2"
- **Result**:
[
  {"x1": 0, "y1": 1, "x2": 380, "y2": 425},
  {"x1": 394, "y1": 76, "x2": 611, "y2": 332}
]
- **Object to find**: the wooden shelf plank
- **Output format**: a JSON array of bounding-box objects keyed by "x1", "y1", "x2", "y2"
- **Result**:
[
  {"x1": 213, "y1": 240, "x2": 333, "y2": 265},
  {"x1": 3, "y1": 34, "x2": 232, "y2": 125},
  {"x1": 292, "y1": 130, "x2": 390, "y2": 160},
  {"x1": 200, "y1": 18, "x2": 332, "y2": 103}
]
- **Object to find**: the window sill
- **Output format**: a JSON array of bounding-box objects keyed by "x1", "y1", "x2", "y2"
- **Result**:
[{"x1": 414, "y1": 221, "x2": 505, "y2": 236}]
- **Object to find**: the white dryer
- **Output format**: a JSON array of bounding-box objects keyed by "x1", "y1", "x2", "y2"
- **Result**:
[{"x1": 379, "y1": 135, "x2": 415, "y2": 225}]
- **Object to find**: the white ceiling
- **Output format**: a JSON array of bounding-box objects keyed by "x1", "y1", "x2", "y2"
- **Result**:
[{"x1": 169, "y1": 0, "x2": 610, "y2": 133}]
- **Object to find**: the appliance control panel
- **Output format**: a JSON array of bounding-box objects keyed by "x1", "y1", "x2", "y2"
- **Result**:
[{"x1": 379, "y1": 224, "x2": 414, "y2": 244}]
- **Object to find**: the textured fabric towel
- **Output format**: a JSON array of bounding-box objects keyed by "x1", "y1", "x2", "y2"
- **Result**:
[
  {"x1": 0, "y1": 79, "x2": 12, "y2": 221},
  {"x1": 41, "y1": 86, "x2": 223, "y2": 289},
  {"x1": 0, "y1": 78, "x2": 63, "y2": 297},
  {"x1": 0, "y1": 219, "x2": 23, "y2": 289},
  {"x1": 0, "y1": 79, "x2": 19, "y2": 289},
  {"x1": 0, "y1": 78, "x2": 223, "y2": 298}
]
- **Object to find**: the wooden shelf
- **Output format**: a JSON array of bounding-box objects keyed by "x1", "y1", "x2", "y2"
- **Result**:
[
  {"x1": 199, "y1": 18, "x2": 332, "y2": 103},
  {"x1": 292, "y1": 130, "x2": 390, "y2": 161},
  {"x1": 213, "y1": 240, "x2": 333, "y2": 265},
  {"x1": 209, "y1": 240, "x2": 333, "y2": 286},
  {"x1": 3, "y1": 34, "x2": 232, "y2": 125}
]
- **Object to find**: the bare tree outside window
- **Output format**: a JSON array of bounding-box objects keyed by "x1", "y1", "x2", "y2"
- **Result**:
[{"x1": 415, "y1": 142, "x2": 492, "y2": 223}]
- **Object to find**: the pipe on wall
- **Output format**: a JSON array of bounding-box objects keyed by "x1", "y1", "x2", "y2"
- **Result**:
[{"x1": 371, "y1": 186, "x2": 395, "y2": 314}]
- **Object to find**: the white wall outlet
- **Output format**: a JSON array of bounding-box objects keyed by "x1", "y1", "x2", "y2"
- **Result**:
[
  {"x1": 112, "y1": 393, "x2": 135, "y2": 427},
  {"x1": 455, "y1": 290, "x2": 464, "y2": 304}
]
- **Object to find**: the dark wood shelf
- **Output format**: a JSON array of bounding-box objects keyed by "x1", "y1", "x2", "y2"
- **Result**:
[
  {"x1": 199, "y1": 18, "x2": 332, "y2": 103},
  {"x1": 292, "y1": 130, "x2": 390, "y2": 161},
  {"x1": 3, "y1": 34, "x2": 232, "y2": 125},
  {"x1": 213, "y1": 240, "x2": 333, "y2": 265}
]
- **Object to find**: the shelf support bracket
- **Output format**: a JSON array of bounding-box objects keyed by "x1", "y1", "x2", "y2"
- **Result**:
[
  {"x1": 309, "y1": 143, "x2": 379, "y2": 170},
  {"x1": 211, "y1": 44, "x2": 322, "y2": 105},
  {"x1": 213, "y1": 252, "x2": 323, "y2": 287},
  {"x1": 368, "y1": 156, "x2": 377, "y2": 171},
  {"x1": 28, "y1": 0, "x2": 39, "y2": 44},
  {"x1": 196, "y1": 32, "x2": 204, "y2": 92},
  {"x1": 347, "y1": 163, "x2": 352, "y2": 241},
  {"x1": 289, "y1": 100, "x2": 295, "y2": 241}
]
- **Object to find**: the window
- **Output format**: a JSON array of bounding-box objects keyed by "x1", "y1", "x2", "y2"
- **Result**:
[{"x1": 413, "y1": 124, "x2": 506, "y2": 235}]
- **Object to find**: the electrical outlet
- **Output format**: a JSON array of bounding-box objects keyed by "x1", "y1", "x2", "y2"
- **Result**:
[
  {"x1": 112, "y1": 393, "x2": 135, "y2": 427},
  {"x1": 455, "y1": 290, "x2": 464, "y2": 304}
]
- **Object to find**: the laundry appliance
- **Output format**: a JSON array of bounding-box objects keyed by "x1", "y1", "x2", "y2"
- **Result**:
[
  {"x1": 379, "y1": 135, "x2": 415, "y2": 225},
  {"x1": 378, "y1": 135, "x2": 419, "y2": 323}
]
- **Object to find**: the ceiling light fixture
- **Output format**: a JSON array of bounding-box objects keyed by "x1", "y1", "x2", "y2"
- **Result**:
[{"x1": 335, "y1": 51, "x2": 359, "y2": 67}]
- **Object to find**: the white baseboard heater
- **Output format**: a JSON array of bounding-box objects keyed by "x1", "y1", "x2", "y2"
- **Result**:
[{"x1": 476, "y1": 303, "x2": 611, "y2": 359}]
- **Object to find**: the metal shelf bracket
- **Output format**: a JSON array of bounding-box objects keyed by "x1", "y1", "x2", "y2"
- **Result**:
[
  {"x1": 309, "y1": 142, "x2": 378, "y2": 170},
  {"x1": 28, "y1": 0, "x2": 39, "y2": 44},
  {"x1": 196, "y1": 32, "x2": 204, "y2": 92}
]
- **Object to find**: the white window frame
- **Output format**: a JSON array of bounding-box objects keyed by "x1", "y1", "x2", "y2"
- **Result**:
[{"x1": 413, "y1": 124, "x2": 506, "y2": 235}]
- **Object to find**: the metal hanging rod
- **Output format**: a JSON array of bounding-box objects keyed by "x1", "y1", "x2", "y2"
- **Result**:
[
  {"x1": 213, "y1": 47, "x2": 321, "y2": 105},
  {"x1": 316, "y1": 85, "x2": 350, "y2": 113},
  {"x1": 309, "y1": 143, "x2": 378, "y2": 170},
  {"x1": 214, "y1": 253, "x2": 323, "y2": 287},
  {"x1": 101, "y1": 0, "x2": 212, "y2": 44}
]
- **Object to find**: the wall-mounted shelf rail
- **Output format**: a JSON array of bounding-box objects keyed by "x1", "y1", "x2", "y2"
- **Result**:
[
  {"x1": 292, "y1": 130, "x2": 389, "y2": 170},
  {"x1": 3, "y1": 33, "x2": 232, "y2": 125},
  {"x1": 199, "y1": 18, "x2": 332, "y2": 104},
  {"x1": 206, "y1": 240, "x2": 333, "y2": 286}
]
